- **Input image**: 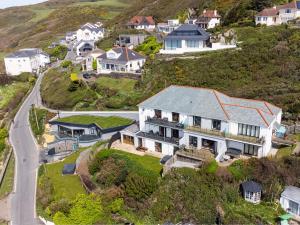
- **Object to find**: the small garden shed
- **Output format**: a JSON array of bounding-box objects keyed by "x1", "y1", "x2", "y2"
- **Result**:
[{"x1": 241, "y1": 180, "x2": 262, "y2": 204}]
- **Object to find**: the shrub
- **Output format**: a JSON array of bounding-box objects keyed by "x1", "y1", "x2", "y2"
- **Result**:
[
  {"x1": 67, "y1": 81, "x2": 79, "y2": 92},
  {"x1": 61, "y1": 60, "x2": 72, "y2": 68},
  {"x1": 70, "y1": 73, "x2": 79, "y2": 82},
  {"x1": 228, "y1": 160, "x2": 248, "y2": 181},
  {"x1": 0, "y1": 140, "x2": 5, "y2": 153},
  {"x1": 46, "y1": 45, "x2": 68, "y2": 60},
  {"x1": 48, "y1": 199, "x2": 71, "y2": 216},
  {"x1": 109, "y1": 198, "x2": 124, "y2": 213},
  {"x1": 205, "y1": 160, "x2": 218, "y2": 174}
]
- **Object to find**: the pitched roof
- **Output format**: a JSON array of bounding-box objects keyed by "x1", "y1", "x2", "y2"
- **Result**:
[
  {"x1": 98, "y1": 47, "x2": 145, "y2": 64},
  {"x1": 79, "y1": 23, "x2": 104, "y2": 33},
  {"x1": 165, "y1": 24, "x2": 210, "y2": 41},
  {"x1": 281, "y1": 186, "x2": 300, "y2": 203},
  {"x1": 5, "y1": 48, "x2": 48, "y2": 58},
  {"x1": 138, "y1": 85, "x2": 281, "y2": 128},
  {"x1": 241, "y1": 181, "x2": 262, "y2": 193},
  {"x1": 127, "y1": 16, "x2": 155, "y2": 26},
  {"x1": 199, "y1": 9, "x2": 221, "y2": 18},
  {"x1": 257, "y1": 1, "x2": 300, "y2": 17}
]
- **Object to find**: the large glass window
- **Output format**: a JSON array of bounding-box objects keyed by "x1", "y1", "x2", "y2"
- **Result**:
[
  {"x1": 212, "y1": 120, "x2": 221, "y2": 130},
  {"x1": 189, "y1": 136, "x2": 198, "y2": 148},
  {"x1": 289, "y1": 200, "x2": 299, "y2": 215},
  {"x1": 238, "y1": 124, "x2": 260, "y2": 138},
  {"x1": 165, "y1": 39, "x2": 182, "y2": 50},
  {"x1": 186, "y1": 40, "x2": 199, "y2": 48},
  {"x1": 193, "y1": 116, "x2": 201, "y2": 127},
  {"x1": 244, "y1": 144, "x2": 259, "y2": 156}
]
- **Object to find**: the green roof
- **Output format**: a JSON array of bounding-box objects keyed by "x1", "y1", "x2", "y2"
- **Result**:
[{"x1": 55, "y1": 115, "x2": 133, "y2": 129}]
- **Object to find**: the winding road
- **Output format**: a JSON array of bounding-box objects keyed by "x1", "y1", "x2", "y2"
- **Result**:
[{"x1": 8, "y1": 63, "x2": 139, "y2": 224}]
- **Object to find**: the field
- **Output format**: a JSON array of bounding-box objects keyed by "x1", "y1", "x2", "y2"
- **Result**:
[
  {"x1": 56, "y1": 115, "x2": 133, "y2": 128},
  {"x1": 0, "y1": 82, "x2": 30, "y2": 110}
]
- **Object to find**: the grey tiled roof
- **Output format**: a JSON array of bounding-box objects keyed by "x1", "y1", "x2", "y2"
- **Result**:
[
  {"x1": 98, "y1": 47, "x2": 145, "y2": 64},
  {"x1": 241, "y1": 181, "x2": 262, "y2": 193},
  {"x1": 281, "y1": 186, "x2": 300, "y2": 203},
  {"x1": 80, "y1": 23, "x2": 104, "y2": 33},
  {"x1": 6, "y1": 48, "x2": 47, "y2": 58},
  {"x1": 138, "y1": 85, "x2": 281, "y2": 128},
  {"x1": 165, "y1": 24, "x2": 210, "y2": 41}
]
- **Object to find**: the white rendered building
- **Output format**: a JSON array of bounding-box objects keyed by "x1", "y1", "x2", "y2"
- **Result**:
[
  {"x1": 196, "y1": 10, "x2": 221, "y2": 29},
  {"x1": 76, "y1": 23, "x2": 105, "y2": 42},
  {"x1": 157, "y1": 19, "x2": 181, "y2": 34},
  {"x1": 127, "y1": 16, "x2": 156, "y2": 31},
  {"x1": 4, "y1": 48, "x2": 50, "y2": 76},
  {"x1": 120, "y1": 85, "x2": 282, "y2": 161},
  {"x1": 97, "y1": 47, "x2": 146, "y2": 74}
]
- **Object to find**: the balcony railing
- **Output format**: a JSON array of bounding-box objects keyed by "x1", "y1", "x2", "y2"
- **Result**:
[
  {"x1": 185, "y1": 126, "x2": 263, "y2": 145},
  {"x1": 145, "y1": 116, "x2": 184, "y2": 129},
  {"x1": 136, "y1": 131, "x2": 180, "y2": 145},
  {"x1": 176, "y1": 147, "x2": 215, "y2": 162}
]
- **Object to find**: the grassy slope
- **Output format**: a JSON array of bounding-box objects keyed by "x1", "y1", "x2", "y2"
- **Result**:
[
  {"x1": 41, "y1": 150, "x2": 86, "y2": 200},
  {"x1": 56, "y1": 115, "x2": 133, "y2": 128},
  {"x1": 0, "y1": 155, "x2": 15, "y2": 199}
]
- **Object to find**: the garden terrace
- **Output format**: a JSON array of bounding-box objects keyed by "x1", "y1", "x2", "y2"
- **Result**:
[{"x1": 54, "y1": 115, "x2": 134, "y2": 129}]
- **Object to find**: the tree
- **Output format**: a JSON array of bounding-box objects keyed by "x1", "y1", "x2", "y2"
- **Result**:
[
  {"x1": 53, "y1": 194, "x2": 103, "y2": 225},
  {"x1": 250, "y1": 0, "x2": 273, "y2": 11}
]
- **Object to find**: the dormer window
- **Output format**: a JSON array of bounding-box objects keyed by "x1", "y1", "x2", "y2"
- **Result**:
[
  {"x1": 172, "y1": 112, "x2": 179, "y2": 122},
  {"x1": 154, "y1": 109, "x2": 162, "y2": 118}
]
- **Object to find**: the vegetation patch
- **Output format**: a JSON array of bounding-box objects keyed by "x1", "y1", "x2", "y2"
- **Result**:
[
  {"x1": 0, "y1": 154, "x2": 15, "y2": 199},
  {"x1": 56, "y1": 115, "x2": 133, "y2": 129}
]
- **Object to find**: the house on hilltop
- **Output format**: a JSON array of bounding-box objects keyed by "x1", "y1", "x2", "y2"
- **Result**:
[
  {"x1": 4, "y1": 48, "x2": 50, "y2": 76},
  {"x1": 120, "y1": 85, "x2": 282, "y2": 162},
  {"x1": 76, "y1": 22, "x2": 105, "y2": 42},
  {"x1": 127, "y1": 16, "x2": 156, "y2": 31},
  {"x1": 97, "y1": 47, "x2": 146, "y2": 74},
  {"x1": 255, "y1": 1, "x2": 300, "y2": 26},
  {"x1": 196, "y1": 9, "x2": 221, "y2": 29}
]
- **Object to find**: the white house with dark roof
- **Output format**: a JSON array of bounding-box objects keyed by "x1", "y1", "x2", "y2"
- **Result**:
[
  {"x1": 255, "y1": 1, "x2": 300, "y2": 26},
  {"x1": 159, "y1": 24, "x2": 236, "y2": 54},
  {"x1": 75, "y1": 40, "x2": 95, "y2": 56},
  {"x1": 120, "y1": 85, "x2": 282, "y2": 161},
  {"x1": 280, "y1": 186, "x2": 300, "y2": 217},
  {"x1": 97, "y1": 47, "x2": 146, "y2": 74},
  {"x1": 4, "y1": 48, "x2": 50, "y2": 76},
  {"x1": 76, "y1": 22, "x2": 105, "y2": 42}
]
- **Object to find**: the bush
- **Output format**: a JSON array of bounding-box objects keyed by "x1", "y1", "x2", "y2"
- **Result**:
[
  {"x1": 108, "y1": 198, "x2": 124, "y2": 213},
  {"x1": 46, "y1": 45, "x2": 68, "y2": 60},
  {"x1": 68, "y1": 81, "x2": 79, "y2": 92},
  {"x1": 61, "y1": 60, "x2": 72, "y2": 68},
  {"x1": 48, "y1": 199, "x2": 71, "y2": 216}
]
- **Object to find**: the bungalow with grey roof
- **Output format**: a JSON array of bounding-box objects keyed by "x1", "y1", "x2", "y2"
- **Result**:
[
  {"x1": 97, "y1": 47, "x2": 146, "y2": 74},
  {"x1": 120, "y1": 85, "x2": 282, "y2": 162}
]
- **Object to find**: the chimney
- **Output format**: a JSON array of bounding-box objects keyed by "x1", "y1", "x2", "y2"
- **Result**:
[{"x1": 214, "y1": 10, "x2": 217, "y2": 16}]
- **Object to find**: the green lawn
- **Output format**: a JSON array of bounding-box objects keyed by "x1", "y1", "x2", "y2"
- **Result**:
[
  {"x1": 97, "y1": 149, "x2": 162, "y2": 175},
  {"x1": 96, "y1": 77, "x2": 138, "y2": 94},
  {"x1": 276, "y1": 145, "x2": 295, "y2": 158},
  {"x1": 42, "y1": 150, "x2": 86, "y2": 200},
  {"x1": 56, "y1": 115, "x2": 133, "y2": 129},
  {"x1": 0, "y1": 82, "x2": 30, "y2": 110},
  {"x1": 0, "y1": 154, "x2": 15, "y2": 199}
]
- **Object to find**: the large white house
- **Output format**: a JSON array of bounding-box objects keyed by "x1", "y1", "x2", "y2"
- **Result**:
[
  {"x1": 157, "y1": 19, "x2": 181, "y2": 34},
  {"x1": 76, "y1": 22, "x2": 105, "y2": 42},
  {"x1": 127, "y1": 16, "x2": 156, "y2": 31},
  {"x1": 120, "y1": 85, "x2": 282, "y2": 161},
  {"x1": 4, "y1": 48, "x2": 50, "y2": 76},
  {"x1": 255, "y1": 1, "x2": 300, "y2": 26},
  {"x1": 97, "y1": 47, "x2": 146, "y2": 74},
  {"x1": 196, "y1": 9, "x2": 221, "y2": 29}
]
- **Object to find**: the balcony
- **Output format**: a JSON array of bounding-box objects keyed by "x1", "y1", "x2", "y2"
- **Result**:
[
  {"x1": 176, "y1": 147, "x2": 215, "y2": 162},
  {"x1": 185, "y1": 126, "x2": 263, "y2": 145},
  {"x1": 136, "y1": 131, "x2": 180, "y2": 145},
  {"x1": 145, "y1": 116, "x2": 184, "y2": 129},
  {"x1": 185, "y1": 126, "x2": 224, "y2": 138}
]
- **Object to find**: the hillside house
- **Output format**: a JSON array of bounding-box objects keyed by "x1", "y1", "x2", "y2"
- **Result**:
[
  {"x1": 255, "y1": 1, "x2": 300, "y2": 26},
  {"x1": 76, "y1": 22, "x2": 105, "y2": 42},
  {"x1": 196, "y1": 9, "x2": 221, "y2": 29},
  {"x1": 4, "y1": 48, "x2": 50, "y2": 76},
  {"x1": 97, "y1": 47, "x2": 145, "y2": 74},
  {"x1": 120, "y1": 85, "x2": 282, "y2": 161},
  {"x1": 157, "y1": 19, "x2": 181, "y2": 34},
  {"x1": 82, "y1": 49, "x2": 105, "y2": 71},
  {"x1": 280, "y1": 186, "x2": 300, "y2": 217},
  {"x1": 75, "y1": 40, "x2": 95, "y2": 56},
  {"x1": 241, "y1": 181, "x2": 262, "y2": 204},
  {"x1": 66, "y1": 31, "x2": 77, "y2": 42},
  {"x1": 116, "y1": 34, "x2": 149, "y2": 49},
  {"x1": 127, "y1": 16, "x2": 156, "y2": 31}
]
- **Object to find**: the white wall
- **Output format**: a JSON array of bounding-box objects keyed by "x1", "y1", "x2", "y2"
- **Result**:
[
  {"x1": 4, "y1": 57, "x2": 32, "y2": 75},
  {"x1": 208, "y1": 18, "x2": 220, "y2": 29},
  {"x1": 77, "y1": 29, "x2": 104, "y2": 42}
]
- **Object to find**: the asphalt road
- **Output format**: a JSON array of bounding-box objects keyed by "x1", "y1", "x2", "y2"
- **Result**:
[
  {"x1": 9, "y1": 71, "x2": 45, "y2": 225},
  {"x1": 8, "y1": 62, "x2": 138, "y2": 225}
]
